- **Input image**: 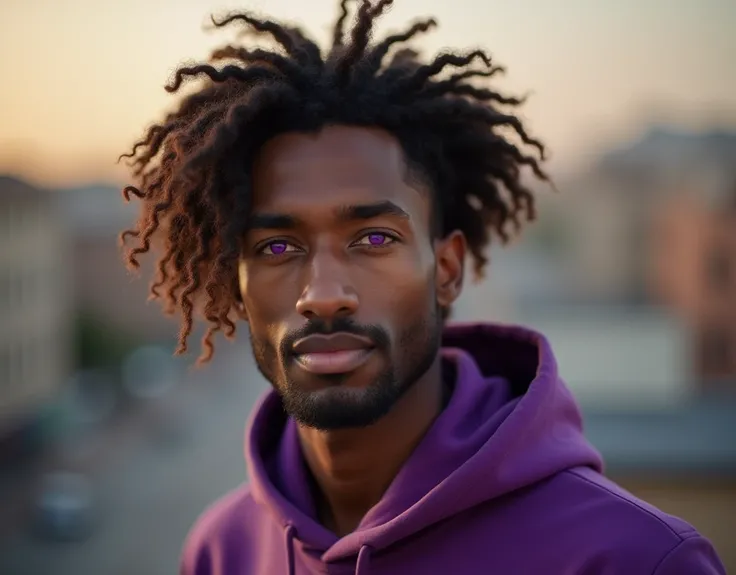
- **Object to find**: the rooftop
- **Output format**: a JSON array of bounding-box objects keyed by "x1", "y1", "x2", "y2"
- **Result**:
[{"x1": 582, "y1": 394, "x2": 736, "y2": 477}]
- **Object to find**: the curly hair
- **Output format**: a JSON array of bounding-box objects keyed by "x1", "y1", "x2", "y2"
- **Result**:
[{"x1": 119, "y1": 0, "x2": 551, "y2": 364}]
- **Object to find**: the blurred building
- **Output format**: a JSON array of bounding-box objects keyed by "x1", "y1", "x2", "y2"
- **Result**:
[
  {"x1": 650, "y1": 184, "x2": 736, "y2": 387},
  {"x1": 61, "y1": 184, "x2": 178, "y2": 343},
  {"x1": 453, "y1": 244, "x2": 574, "y2": 325},
  {"x1": 454, "y1": 246, "x2": 695, "y2": 409},
  {"x1": 0, "y1": 176, "x2": 73, "y2": 443},
  {"x1": 507, "y1": 127, "x2": 736, "y2": 394},
  {"x1": 516, "y1": 305, "x2": 694, "y2": 409},
  {"x1": 542, "y1": 127, "x2": 736, "y2": 305}
]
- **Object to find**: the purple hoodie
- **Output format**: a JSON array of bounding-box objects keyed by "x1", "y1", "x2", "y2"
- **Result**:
[{"x1": 181, "y1": 323, "x2": 725, "y2": 574}]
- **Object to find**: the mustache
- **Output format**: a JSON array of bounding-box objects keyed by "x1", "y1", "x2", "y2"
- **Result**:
[{"x1": 280, "y1": 317, "x2": 390, "y2": 357}]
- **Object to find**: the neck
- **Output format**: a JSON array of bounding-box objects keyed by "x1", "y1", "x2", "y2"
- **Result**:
[{"x1": 297, "y1": 359, "x2": 444, "y2": 537}]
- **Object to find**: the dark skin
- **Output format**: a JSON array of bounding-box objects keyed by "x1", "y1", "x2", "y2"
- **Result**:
[{"x1": 238, "y1": 125, "x2": 466, "y2": 536}]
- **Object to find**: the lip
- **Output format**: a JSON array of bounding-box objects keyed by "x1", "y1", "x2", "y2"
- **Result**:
[
  {"x1": 295, "y1": 348, "x2": 373, "y2": 375},
  {"x1": 292, "y1": 333, "x2": 374, "y2": 354},
  {"x1": 292, "y1": 333, "x2": 374, "y2": 375}
]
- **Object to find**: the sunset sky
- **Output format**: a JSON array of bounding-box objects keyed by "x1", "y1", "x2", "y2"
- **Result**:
[{"x1": 1, "y1": 0, "x2": 734, "y2": 186}]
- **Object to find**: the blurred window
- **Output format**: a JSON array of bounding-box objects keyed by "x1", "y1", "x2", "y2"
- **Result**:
[
  {"x1": 700, "y1": 327, "x2": 733, "y2": 377},
  {"x1": 706, "y1": 244, "x2": 732, "y2": 293}
]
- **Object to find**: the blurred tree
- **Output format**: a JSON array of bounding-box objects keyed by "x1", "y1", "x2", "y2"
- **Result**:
[
  {"x1": 525, "y1": 214, "x2": 573, "y2": 257},
  {"x1": 73, "y1": 311, "x2": 141, "y2": 369}
]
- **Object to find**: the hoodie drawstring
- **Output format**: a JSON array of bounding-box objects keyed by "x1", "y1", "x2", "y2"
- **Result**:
[
  {"x1": 283, "y1": 524, "x2": 372, "y2": 575},
  {"x1": 355, "y1": 544, "x2": 372, "y2": 575},
  {"x1": 284, "y1": 524, "x2": 297, "y2": 575}
]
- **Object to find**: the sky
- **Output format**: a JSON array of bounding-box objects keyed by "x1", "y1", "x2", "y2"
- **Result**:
[{"x1": 0, "y1": 0, "x2": 734, "y2": 186}]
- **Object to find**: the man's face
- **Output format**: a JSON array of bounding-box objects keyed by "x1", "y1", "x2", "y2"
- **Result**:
[{"x1": 239, "y1": 125, "x2": 464, "y2": 430}]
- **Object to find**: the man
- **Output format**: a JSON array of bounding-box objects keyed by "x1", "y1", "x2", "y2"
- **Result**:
[{"x1": 120, "y1": 1, "x2": 725, "y2": 573}]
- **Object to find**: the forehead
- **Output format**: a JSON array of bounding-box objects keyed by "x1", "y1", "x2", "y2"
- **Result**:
[{"x1": 250, "y1": 125, "x2": 428, "y2": 213}]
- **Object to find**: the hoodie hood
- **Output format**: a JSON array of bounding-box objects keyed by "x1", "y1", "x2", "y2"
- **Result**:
[{"x1": 245, "y1": 322, "x2": 603, "y2": 573}]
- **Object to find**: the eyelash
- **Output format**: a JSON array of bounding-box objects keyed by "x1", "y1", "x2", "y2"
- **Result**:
[{"x1": 257, "y1": 231, "x2": 399, "y2": 256}]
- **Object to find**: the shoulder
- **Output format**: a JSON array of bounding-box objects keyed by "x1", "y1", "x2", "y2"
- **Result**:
[
  {"x1": 185, "y1": 482, "x2": 255, "y2": 539},
  {"x1": 649, "y1": 534, "x2": 726, "y2": 575},
  {"x1": 557, "y1": 468, "x2": 726, "y2": 574},
  {"x1": 179, "y1": 483, "x2": 261, "y2": 575},
  {"x1": 561, "y1": 467, "x2": 696, "y2": 539}
]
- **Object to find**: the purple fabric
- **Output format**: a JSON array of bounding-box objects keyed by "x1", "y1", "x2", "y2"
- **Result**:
[{"x1": 181, "y1": 323, "x2": 726, "y2": 574}]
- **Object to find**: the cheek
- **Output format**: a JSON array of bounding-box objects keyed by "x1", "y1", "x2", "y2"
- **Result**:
[
  {"x1": 238, "y1": 261, "x2": 301, "y2": 325},
  {"x1": 358, "y1": 252, "x2": 436, "y2": 317}
]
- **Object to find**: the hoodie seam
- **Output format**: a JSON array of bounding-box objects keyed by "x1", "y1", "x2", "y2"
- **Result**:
[
  {"x1": 565, "y1": 469, "x2": 694, "y2": 542},
  {"x1": 650, "y1": 533, "x2": 703, "y2": 575}
]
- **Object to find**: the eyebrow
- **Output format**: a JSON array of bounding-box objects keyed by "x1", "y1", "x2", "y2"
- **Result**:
[
  {"x1": 247, "y1": 200, "x2": 410, "y2": 231},
  {"x1": 336, "y1": 200, "x2": 410, "y2": 222},
  {"x1": 246, "y1": 212, "x2": 297, "y2": 231}
]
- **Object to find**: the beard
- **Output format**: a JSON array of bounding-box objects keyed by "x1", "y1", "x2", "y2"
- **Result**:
[{"x1": 249, "y1": 307, "x2": 442, "y2": 431}]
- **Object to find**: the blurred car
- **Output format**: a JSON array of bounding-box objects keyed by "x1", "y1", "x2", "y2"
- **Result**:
[{"x1": 33, "y1": 471, "x2": 95, "y2": 541}]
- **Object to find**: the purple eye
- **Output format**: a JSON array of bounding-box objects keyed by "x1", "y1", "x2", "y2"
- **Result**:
[
  {"x1": 266, "y1": 241, "x2": 288, "y2": 255},
  {"x1": 367, "y1": 233, "x2": 388, "y2": 246}
]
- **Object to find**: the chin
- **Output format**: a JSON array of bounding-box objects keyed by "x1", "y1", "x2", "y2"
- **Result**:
[
  {"x1": 287, "y1": 356, "x2": 382, "y2": 391},
  {"x1": 289, "y1": 372, "x2": 372, "y2": 397},
  {"x1": 280, "y1": 366, "x2": 401, "y2": 430},
  {"x1": 286, "y1": 385, "x2": 396, "y2": 430}
]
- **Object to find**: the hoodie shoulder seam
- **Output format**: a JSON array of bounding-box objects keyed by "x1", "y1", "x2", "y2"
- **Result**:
[
  {"x1": 564, "y1": 469, "x2": 692, "y2": 542},
  {"x1": 650, "y1": 533, "x2": 704, "y2": 575}
]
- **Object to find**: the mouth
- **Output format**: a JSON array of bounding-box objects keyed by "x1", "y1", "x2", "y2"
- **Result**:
[
  {"x1": 292, "y1": 333, "x2": 375, "y2": 375},
  {"x1": 295, "y1": 348, "x2": 374, "y2": 375}
]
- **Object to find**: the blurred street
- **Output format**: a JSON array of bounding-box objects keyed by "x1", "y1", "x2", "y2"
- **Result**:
[{"x1": 0, "y1": 347, "x2": 269, "y2": 575}]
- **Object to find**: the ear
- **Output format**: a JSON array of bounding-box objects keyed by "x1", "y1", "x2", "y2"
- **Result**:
[
  {"x1": 234, "y1": 266, "x2": 249, "y2": 322},
  {"x1": 434, "y1": 230, "x2": 466, "y2": 310},
  {"x1": 234, "y1": 300, "x2": 249, "y2": 321}
]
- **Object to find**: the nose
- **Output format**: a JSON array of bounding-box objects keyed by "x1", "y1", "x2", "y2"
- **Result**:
[{"x1": 295, "y1": 253, "x2": 358, "y2": 321}]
